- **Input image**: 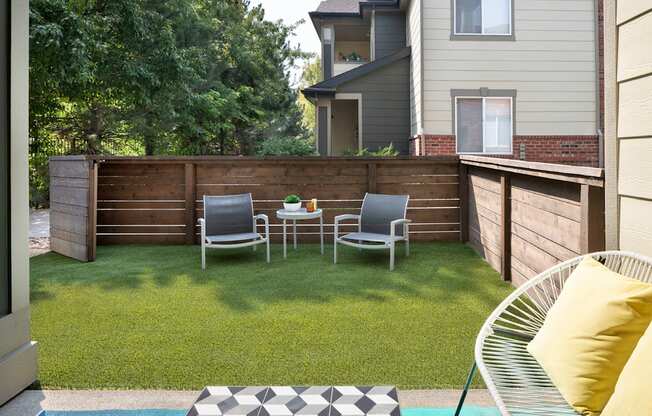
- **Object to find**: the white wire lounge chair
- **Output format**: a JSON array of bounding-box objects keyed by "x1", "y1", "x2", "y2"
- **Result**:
[
  {"x1": 455, "y1": 251, "x2": 652, "y2": 416},
  {"x1": 334, "y1": 193, "x2": 411, "y2": 271},
  {"x1": 198, "y1": 193, "x2": 270, "y2": 269}
]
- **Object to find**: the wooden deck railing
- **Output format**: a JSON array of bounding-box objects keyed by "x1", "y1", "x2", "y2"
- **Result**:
[
  {"x1": 460, "y1": 155, "x2": 605, "y2": 286},
  {"x1": 49, "y1": 155, "x2": 606, "y2": 287}
]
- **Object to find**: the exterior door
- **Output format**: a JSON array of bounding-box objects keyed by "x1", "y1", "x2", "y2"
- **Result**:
[{"x1": 331, "y1": 100, "x2": 359, "y2": 155}]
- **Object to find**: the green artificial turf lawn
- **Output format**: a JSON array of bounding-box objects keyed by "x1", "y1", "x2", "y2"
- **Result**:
[{"x1": 30, "y1": 242, "x2": 512, "y2": 390}]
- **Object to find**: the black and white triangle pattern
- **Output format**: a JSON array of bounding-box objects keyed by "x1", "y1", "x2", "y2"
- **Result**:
[{"x1": 187, "y1": 386, "x2": 400, "y2": 416}]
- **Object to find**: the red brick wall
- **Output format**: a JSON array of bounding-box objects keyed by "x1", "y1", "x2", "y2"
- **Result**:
[
  {"x1": 410, "y1": 135, "x2": 455, "y2": 156},
  {"x1": 410, "y1": 135, "x2": 600, "y2": 167}
]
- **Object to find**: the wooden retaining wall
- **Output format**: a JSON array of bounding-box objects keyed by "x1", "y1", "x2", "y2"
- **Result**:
[
  {"x1": 461, "y1": 156, "x2": 605, "y2": 287},
  {"x1": 49, "y1": 157, "x2": 97, "y2": 261}
]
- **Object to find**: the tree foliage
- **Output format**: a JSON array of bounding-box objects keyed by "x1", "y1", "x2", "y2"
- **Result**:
[
  {"x1": 29, "y1": 0, "x2": 310, "y2": 156},
  {"x1": 298, "y1": 57, "x2": 321, "y2": 136}
]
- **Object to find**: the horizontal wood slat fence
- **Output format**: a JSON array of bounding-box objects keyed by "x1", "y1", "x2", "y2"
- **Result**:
[
  {"x1": 460, "y1": 155, "x2": 605, "y2": 287},
  {"x1": 50, "y1": 155, "x2": 606, "y2": 287},
  {"x1": 49, "y1": 157, "x2": 97, "y2": 262}
]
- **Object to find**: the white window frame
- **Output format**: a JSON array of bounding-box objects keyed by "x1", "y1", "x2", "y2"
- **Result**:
[
  {"x1": 455, "y1": 96, "x2": 513, "y2": 155},
  {"x1": 453, "y1": 0, "x2": 512, "y2": 36}
]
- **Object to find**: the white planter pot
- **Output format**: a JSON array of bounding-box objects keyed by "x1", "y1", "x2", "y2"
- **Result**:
[{"x1": 283, "y1": 202, "x2": 302, "y2": 211}]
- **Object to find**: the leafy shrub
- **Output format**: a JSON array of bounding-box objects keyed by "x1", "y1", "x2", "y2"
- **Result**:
[
  {"x1": 284, "y1": 194, "x2": 301, "y2": 203},
  {"x1": 257, "y1": 137, "x2": 316, "y2": 156},
  {"x1": 343, "y1": 143, "x2": 400, "y2": 157}
]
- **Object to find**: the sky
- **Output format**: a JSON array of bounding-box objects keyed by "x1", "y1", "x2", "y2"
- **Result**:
[{"x1": 249, "y1": 0, "x2": 323, "y2": 84}]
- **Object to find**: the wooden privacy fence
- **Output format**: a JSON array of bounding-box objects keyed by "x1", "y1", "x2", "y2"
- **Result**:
[
  {"x1": 49, "y1": 155, "x2": 606, "y2": 288},
  {"x1": 461, "y1": 155, "x2": 605, "y2": 287},
  {"x1": 50, "y1": 156, "x2": 463, "y2": 261},
  {"x1": 49, "y1": 156, "x2": 97, "y2": 261}
]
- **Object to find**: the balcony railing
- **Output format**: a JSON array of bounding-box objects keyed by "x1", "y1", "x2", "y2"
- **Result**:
[{"x1": 333, "y1": 61, "x2": 368, "y2": 76}]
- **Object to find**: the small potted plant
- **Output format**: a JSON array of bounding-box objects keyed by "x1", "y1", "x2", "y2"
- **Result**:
[{"x1": 283, "y1": 194, "x2": 302, "y2": 211}]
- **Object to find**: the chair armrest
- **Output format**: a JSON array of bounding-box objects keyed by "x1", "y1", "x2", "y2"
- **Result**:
[
  {"x1": 254, "y1": 214, "x2": 269, "y2": 224},
  {"x1": 254, "y1": 214, "x2": 270, "y2": 239},
  {"x1": 334, "y1": 214, "x2": 361, "y2": 224},
  {"x1": 198, "y1": 218, "x2": 206, "y2": 244},
  {"x1": 334, "y1": 214, "x2": 360, "y2": 241},
  {"x1": 390, "y1": 219, "x2": 412, "y2": 238}
]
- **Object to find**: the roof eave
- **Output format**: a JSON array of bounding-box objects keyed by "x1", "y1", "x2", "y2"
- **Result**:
[
  {"x1": 309, "y1": 0, "x2": 400, "y2": 35},
  {"x1": 301, "y1": 46, "x2": 411, "y2": 99},
  {"x1": 301, "y1": 87, "x2": 337, "y2": 99}
]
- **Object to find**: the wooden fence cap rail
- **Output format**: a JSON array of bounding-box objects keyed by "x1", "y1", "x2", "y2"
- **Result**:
[
  {"x1": 50, "y1": 155, "x2": 460, "y2": 163},
  {"x1": 459, "y1": 155, "x2": 604, "y2": 187},
  {"x1": 49, "y1": 155, "x2": 93, "y2": 161}
]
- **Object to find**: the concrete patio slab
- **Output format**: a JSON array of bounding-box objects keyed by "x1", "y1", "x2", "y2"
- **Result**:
[
  {"x1": 30, "y1": 210, "x2": 50, "y2": 239},
  {"x1": 0, "y1": 389, "x2": 494, "y2": 416}
]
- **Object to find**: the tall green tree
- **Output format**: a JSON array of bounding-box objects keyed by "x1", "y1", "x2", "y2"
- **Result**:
[{"x1": 29, "y1": 0, "x2": 308, "y2": 156}]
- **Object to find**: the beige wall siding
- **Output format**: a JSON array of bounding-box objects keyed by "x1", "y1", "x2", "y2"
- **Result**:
[
  {"x1": 1, "y1": 0, "x2": 38, "y2": 406},
  {"x1": 421, "y1": 0, "x2": 598, "y2": 136},
  {"x1": 619, "y1": 197, "x2": 652, "y2": 254},
  {"x1": 605, "y1": 0, "x2": 652, "y2": 256},
  {"x1": 617, "y1": 0, "x2": 650, "y2": 24},
  {"x1": 407, "y1": 0, "x2": 422, "y2": 136}
]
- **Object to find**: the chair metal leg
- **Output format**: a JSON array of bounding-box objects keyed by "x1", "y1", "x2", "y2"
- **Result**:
[
  {"x1": 405, "y1": 225, "x2": 410, "y2": 257},
  {"x1": 454, "y1": 362, "x2": 477, "y2": 416},
  {"x1": 266, "y1": 239, "x2": 270, "y2": 263},
  {"x1": 201, "y1": 243, "x2": 206, "y2": 270},
  {"x1": 334, "y1": 239, "x2": 338, "y2": 264},
  {"x1": 389, "y1": 242, "x2": 395, "y2": 271}
]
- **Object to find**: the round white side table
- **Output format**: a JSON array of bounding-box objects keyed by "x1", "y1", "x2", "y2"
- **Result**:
[{"x1": 275, "y1": 208, "x2": 324, "y2": 258}]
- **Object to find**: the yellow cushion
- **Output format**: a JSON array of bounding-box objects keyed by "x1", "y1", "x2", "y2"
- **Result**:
[
  {"x1": 526, "y1": 256, "x2": 652, "y2": 416},
  {"x1": 602, "y1": 322, "x2": 652, "y2": 416}
]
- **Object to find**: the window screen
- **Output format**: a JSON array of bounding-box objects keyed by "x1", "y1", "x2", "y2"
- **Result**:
[
  {"x1": 456, "y1": 98, "x2": 483, "y2": 153},
  {"x1": 455, "y1": 0, "x2": 481, "y2": 34},
  {"x1": 456, "y1": 96, "x2": 513, "y2": 154},
  {"x1": 455, "y1": 0, "x2": 511, "y2": 35}
]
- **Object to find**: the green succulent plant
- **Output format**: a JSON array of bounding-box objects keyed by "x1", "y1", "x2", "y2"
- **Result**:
[{"x1": 284, "y1": 194, "x2": 301, "y2": 204}]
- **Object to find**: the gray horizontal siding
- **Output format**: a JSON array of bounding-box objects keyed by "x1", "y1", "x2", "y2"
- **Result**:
[
  {"x1": 338, "y1": 56, "x2": 411, "y2": 154},
  {"x1": 374, "y1": 12, "x2": 407, "y2": 59}
]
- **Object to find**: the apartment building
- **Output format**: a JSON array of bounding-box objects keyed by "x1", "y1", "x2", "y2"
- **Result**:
[{"x1": 303, "y1": 0, "x2": 603, "y2": 166}]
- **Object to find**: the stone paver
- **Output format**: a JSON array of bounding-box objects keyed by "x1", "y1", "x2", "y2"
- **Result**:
[{"x1": 0, "y1": 389, "x2": 494, "y2": 416}]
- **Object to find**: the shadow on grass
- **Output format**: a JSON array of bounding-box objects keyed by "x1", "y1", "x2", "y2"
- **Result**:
[{"x1": 30, "y1": 242, "x2": 510, "y2": 313}]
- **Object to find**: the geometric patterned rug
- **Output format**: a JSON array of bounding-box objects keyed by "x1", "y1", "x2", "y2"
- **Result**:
[{"x1": 186, "y1": 386, "x2": 401, "y2": 416}]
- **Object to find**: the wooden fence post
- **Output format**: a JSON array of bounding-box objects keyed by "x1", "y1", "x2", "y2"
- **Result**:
[
  {"x1": 367, "y1": 162, "x2": 377, "y2": 194},
  {"x1": 458, "y1": 164, "x2": 469, "y2": 242},
  {"x1": 185, "y1": 163, "x2": 197, "y2": 245},
  {"x1": 580, "y1": 184, "x2": 605, "y2": 253},
  {"x1": 87, "y1": 160, "x2": 98, "y2": 262},
  {"x1": 500, "y1": 174, "x2": 512, "y2": 282}
]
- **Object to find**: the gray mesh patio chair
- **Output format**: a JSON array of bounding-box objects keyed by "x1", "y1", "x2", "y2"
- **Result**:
[
  {"x1": 198, "y1": 193, "x2": 270, "y2": 269},
  {"x1": 454, "y1": 251, "x2": 652, "y2": 416},
  {"x1": 334, "y1": 193, "x2": 411, "y2": 271}
]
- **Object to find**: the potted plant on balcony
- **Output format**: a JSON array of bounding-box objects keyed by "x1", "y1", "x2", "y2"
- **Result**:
[
  {"x1": 345, "y1": 52, "x2": 362, "y2": 62},
  {"x1": 283, "y1": 194, "x2": 302, "y2": 211}
]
